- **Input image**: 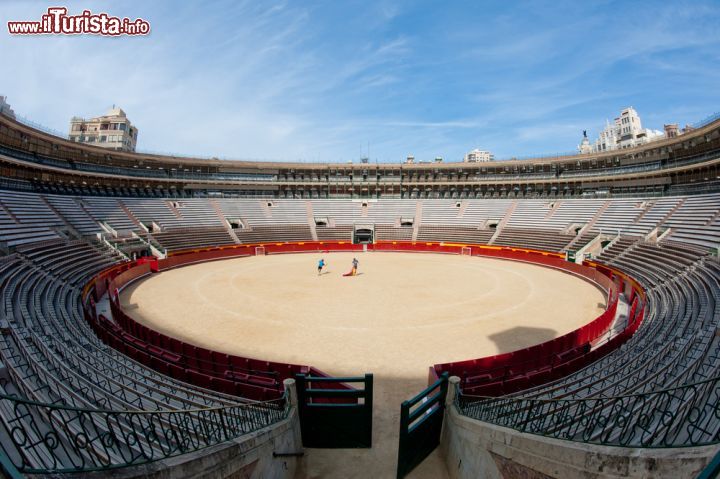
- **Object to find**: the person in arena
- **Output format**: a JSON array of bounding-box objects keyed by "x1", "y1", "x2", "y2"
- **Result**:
[
  {"x1": 351, "y1": 257, "x2": 359, "y2": 276},
  {"x1": 317, "y1": 258, "x2": 325, "y2": 275}
]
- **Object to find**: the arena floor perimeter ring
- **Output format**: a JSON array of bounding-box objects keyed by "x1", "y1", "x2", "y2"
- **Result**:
[{"x1": 119, "y1": 252, "x2": 606, "y2": 378}]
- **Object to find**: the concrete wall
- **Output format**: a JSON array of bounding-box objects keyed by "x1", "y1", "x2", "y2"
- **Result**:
[
  {"x1": 56, "y1": 380, "x2": 303, "y2": 479},
  {"x1": 441, "y1": 381, "x2": 717, "y2": 478}
]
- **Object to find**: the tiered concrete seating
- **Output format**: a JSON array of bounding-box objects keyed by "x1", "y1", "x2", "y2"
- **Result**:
[
  {"x1": 235, "y1": 225, "x2": 313, "y2": 243},
  {"x1": 0, "y1": 225, "x2": 60, "y2": 247},
  {"x1": 215, "y1": 198, "x2": 267, "y2": 224},
  {"x1": 0, "y1": 189, "x2": 719, "y2": 467},
  {"x1": 260, "y1": 200, "x2": 309, "y2": 226},
  {"x1": 595, "y1": 236, "x2": 639, "y2": 263},
  {"x1": 462, "y1": 200, "x2": 514, "y2": 224},
  {"x1": 45, "y1": 194, "x2": 101, "y2": 235},
  {"x1": 632, "y1": 197, "x2": 682, "y2": 234},
  {"x1": 543, "y1": 199, "x2": 606, "y2": 230},
  {"x1": 0, "y1": 239, "x2": 263, "y2": 472},
  {"x1": 365, "y1": 200, "x2": 416, "y2": 224},
  {"x1": 316, "y1": 225, "x2": 354, "y2": 241},
  {"x1": 0, "y1": 191, "x2": 64, "y2": 246},
  {"x1": 415, "y1": 200, "x2": 500, "y2": 243},
  {"x1": 173, "y1": 199, "x2": 226, "y2": 227},
  {"x1": 590, "y1": 199, "x2": 644, "y2": 235},
  {"x1": 81, "y1": 197, "x2": 137, "y2": 231},
  {"x1": 149, "y1": 227, "x2": 236, "y2": 251},
  {"x1": 0, "y1": 190, "x2": 65, "y2": 228},
  {"x1": 504, "y1": 200, "x2": 554, "y2": 230},
  {"x1": 310, "y1": 200, "x2": 361, "y2": 225},
  {"x1": 123, "y1": 198, "x2": 184, "y2": 229},
  {"x1": 417, "y1": 225, "x2": 494, "y2": 244},
  {"x1": 665, "y1": 194, "x2": 720, "y2": 249},
  {"x1": 421, "y1": 200, "x2": 476, "y2": 225},
  {"x1": 375, "y1": 225, "x2": 413, "y2": 241},
  {"x1": 458, "y1": 242, "x2": 720, "y2": 447},
  {"x1": 493, "y1": 228, "x2": 575, "y2": 252}
]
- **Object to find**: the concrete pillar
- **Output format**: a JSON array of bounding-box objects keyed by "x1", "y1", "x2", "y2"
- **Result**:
[
  {"x1": 283, "y1": 378, "x2": 298, "y2": 408},
  {"x1": 446, "y1": 376, "x2": 461, "y2": 408}
]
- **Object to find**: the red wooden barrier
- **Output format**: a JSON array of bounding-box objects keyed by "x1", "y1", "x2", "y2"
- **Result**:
[{"x1": 82, "y1": 240, "x2": 646, "y2": 400}]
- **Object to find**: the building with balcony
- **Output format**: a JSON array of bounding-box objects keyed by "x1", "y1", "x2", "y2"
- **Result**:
[
  {"x1": 464, "y1": 149, "x2": 494, "y2": 162},
  {"x1": 69, "y1": 107, "x2": 138, "y2": 152},
  {"x1": 585, "y1": 107, "x2": 664, "y2": 153}
]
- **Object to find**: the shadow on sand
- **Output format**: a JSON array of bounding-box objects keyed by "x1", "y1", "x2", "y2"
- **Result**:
[{"x1": 488, "y1": 325, "x2": 558, "y2": 354}]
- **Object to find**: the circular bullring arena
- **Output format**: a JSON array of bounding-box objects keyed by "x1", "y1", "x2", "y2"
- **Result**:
[
  {"x1": 120, "y1": 252, "x2": 605, "y2": 378},
  {"x1": 117, "y1": 249, "x2": 607, "y2": 478},
  {"x1": 1, "y1": 107, "x2": 720, "y2": 478}
]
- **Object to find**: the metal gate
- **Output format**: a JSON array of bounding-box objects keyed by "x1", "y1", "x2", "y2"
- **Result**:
[
  {"x1": 295, "y1": 373, "x2": 373, "y2": 448},
  {"x1": 397, "y1": 372, "x2": 449, "y2": 478}
]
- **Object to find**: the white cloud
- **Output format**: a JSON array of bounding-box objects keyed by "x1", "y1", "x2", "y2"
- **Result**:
[{"x1": 1, "y1": 0, "x2": 719, "y2": 163}]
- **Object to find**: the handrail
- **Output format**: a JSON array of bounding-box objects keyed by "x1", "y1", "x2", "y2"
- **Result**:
[
  {"x1": 0, "y1": 390, "x2": 288, "y2": 474},
  {"x1": 697, "y1": 446, "x2": 720, "y2": 479},
  {"x1": 0, "y1": 389, "x2": 284, "y2": 414},
  {"x1": 457, "y1": 371, "x2": 720, "y2": 447},
  {"x1": 0, "y1": 449, "x2": 23, "y2": 479},
  {"x1": 460, "y1": 372, "x2": 720, "y2": 402}
]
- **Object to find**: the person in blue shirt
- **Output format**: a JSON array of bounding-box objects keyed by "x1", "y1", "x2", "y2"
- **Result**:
[
  {"x1": 317, "y1": 258, "x2": 325, "y2": 275},
  {"x1": 351, "y1": 257, "x2": 358, "y2": 276}
]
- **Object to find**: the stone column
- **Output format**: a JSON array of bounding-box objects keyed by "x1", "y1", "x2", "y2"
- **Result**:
[
  {"x1": 446, "y1": 376, "x2": 461, "y2": 408},
  {"x1": 283, "y1": 378, "x2": 298, "y2": 408}
]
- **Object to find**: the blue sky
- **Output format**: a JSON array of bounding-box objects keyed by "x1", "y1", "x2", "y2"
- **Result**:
[{"x1": 1, "y1": 0, "x2": 719, "y2": 162}]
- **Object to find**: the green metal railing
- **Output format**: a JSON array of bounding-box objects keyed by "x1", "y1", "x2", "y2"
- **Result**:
[
  {"x1": 457, "y1": 374, "x2": 720, "y2": 447},
  {"x1": 697, "y1": 447, "x2": 720, "y2": 478},
  {"x1": 295, "y1": 374, "x2": 373, "y2": 449},
  {"x1": 0, "y1": 391, "x2": 288, "y2": 474},
  {"x1": 397, "y1": 372, "x2": 448, "y2": 478}
]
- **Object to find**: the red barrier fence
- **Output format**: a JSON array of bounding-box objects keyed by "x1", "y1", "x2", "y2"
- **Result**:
[{"x1": 82, "y1": 240, "x2": 645, "y2": 401}]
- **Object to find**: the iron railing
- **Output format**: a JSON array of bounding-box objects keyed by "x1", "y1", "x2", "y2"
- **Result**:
[
  {"x1": 692, "y1": 112, "x2": 720, "y2": 130},
  {"x1": 457, "y1": 374, "x2": 720, "y2": 447},
  {"x1": 0, "y1": 391, "x2": 289, "y2": 474}
]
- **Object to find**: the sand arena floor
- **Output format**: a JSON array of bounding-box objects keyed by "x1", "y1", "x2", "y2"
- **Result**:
[
  {"x1": 120, "y1": 251, "x2": 606, "y2": 478},
  {"x1": 121, "y1": 251, "x2": 605, "y2": 377}
]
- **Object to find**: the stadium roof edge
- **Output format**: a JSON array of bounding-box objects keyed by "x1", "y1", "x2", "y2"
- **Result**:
[{"x1": 3, "y1": 113, "x2": 720, "y2": 170}]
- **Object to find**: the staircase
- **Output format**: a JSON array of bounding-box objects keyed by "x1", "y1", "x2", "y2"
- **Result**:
[
  {"x1": 603, "y1": 234, "x2": 622, "y2": 251},
  {"x1": 412, "y1": 201, "x2": 423, "y2": 242},
  {"x1": 166, "y1": 200, "x2": 183, "y2": 219},
  {"x1": 589, "y1": 200, "x2": 611, "y2": 229},
  {"x1": 101, "y1": 235, "x2": 132, "y2": 261},
  {"x1": 657, "y1": 197, "x2": 686, "y2": 228},
  {"x1": 705, "y1": 209, "x2": 720, "y2": 226},
  {"x1": 563, "y1": 200, "x2": 611, "y2": 251},
  {"x1": 456, "y1": 200, "x2": 468, "y2": 219},
  {"x1": 209, "y1": 199, "x2": 241, "y2": 244},
  {"x1": 40, "y1": 196, "x2": 82, "y2": 239},
  {"x1": 488, "y1": 200, "x2": 518, "y2": 245},
  {"x1": 306, "y1": 201, "x2": 318, "y2": 241},
  {"x1": 0, "y1": 201, "x2": 18, "y2": 222},
  {"x1": 117, "y1": 200, "x2": 145, "y2": 230},
  {"x1": 609, "y1": 238, "x2": 640, "y2": 264},
  {"x1": 631, "y1": 200, "x2": 654, "y2": 226},
  {"x1": 74, "y1": 198, "x2": 99, "y2": 224},
  {"x1": 132, "y1": 232, "x2": 167, "y2": 259},
  {"x1": 656, "y1": 228, "x2": 673, "y2": 242},
  {"x1": 543, "y1": 200, "x2": 563, "y2": 220}
]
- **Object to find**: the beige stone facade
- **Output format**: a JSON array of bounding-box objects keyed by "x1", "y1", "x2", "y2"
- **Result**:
[{"x1": 69, "y1": 107, "x2": 138, "y2": 151}]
